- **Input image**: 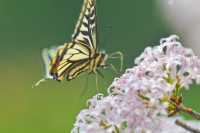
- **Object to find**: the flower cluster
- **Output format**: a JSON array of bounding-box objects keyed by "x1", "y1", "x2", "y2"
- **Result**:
[
  {"x1": 112, "y1": 35, "x2": 200, "y2": 100},
  {"x1": 72, "y1": 91, "x2": 161, "y2": 133},
  {"x1": 71, "y1": 35, "x2": 200, "y2": 133}
]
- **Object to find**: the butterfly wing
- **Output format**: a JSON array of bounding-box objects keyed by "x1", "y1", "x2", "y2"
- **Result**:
[
  {"x1": 40, "y1": 0, "x2": 98, "y2": 82},
  {"x1": 53, "y1": 43, "x2": 91, "y2": 81},
  {"x1": 42, "y1": 48, "x2": 54, "y2": 79},
  {"x1": 54, "y1": 0, "x2": 98, "y2": 80},
  {"x1": 42, "y1": 45, "x2": 65, "y2": 79},
  {"x1": 72, "y1": 0, "x2": 97, "y2": 55}
]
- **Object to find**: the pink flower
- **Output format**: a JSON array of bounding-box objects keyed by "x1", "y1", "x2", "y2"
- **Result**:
[{"x1": 71, "y1": 35, "x2": 200, "y2": 133}]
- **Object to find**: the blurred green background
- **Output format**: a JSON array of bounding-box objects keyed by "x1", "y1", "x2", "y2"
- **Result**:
[{"x1": 0, "y1": 0, "x2": 199, "y2": 132}]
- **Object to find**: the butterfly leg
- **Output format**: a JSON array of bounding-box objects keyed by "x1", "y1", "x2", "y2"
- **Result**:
[
  {"x1": 97, "y1": 69, "x2": 109, "y2": 88},
  {"x1": 109, "y1": 63, "x2": 118, "y2": 74},
  {"x1": 108, "y1": 51, "x2": 124, "y2": 72},
  {"x1": 80, "y1": 74, "x2": 89, "y2": 96},
  {"x1": 95, "y1": 72, "x2": 100, "y2": 93},
  {"x1": 96, "y1": 69, "x2": 104, "y2": 78}
]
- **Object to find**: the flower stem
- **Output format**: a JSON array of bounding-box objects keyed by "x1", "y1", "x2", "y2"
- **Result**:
[
  {"x1": 168, "y1": 99, "x2": 200, "y2": 120},
  {"x1": 175, "y1": 119, "x2": 200, "y2": 133},
  {"x1": 178, "y1": 104, "x2": 200, "y2": 120}
]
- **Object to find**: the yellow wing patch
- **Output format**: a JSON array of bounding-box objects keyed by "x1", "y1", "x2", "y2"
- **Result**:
[{"x1": 51, "y1": 43, "x2": 91, "y2": 80}]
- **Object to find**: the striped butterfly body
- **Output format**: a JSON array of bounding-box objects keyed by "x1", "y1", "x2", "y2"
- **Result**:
[{"x1": 34, "y1": 0, "x2": 122, "y2": 87}]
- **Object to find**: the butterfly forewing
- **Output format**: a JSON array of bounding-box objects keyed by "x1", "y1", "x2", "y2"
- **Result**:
[
  {"x1": 53, "y1": 43, "x2": 91, "y2": 80},
  {"x1": 67, "y1": 60, "x2": 90, "y2": 80},
  {"x1": 72, "y1": 0, "x2": 97, "y2": 53}
]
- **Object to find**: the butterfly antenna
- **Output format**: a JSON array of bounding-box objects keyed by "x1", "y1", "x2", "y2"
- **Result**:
[
  {"x1": 108, "y1": 51, "x2": 124, "y2": 72},
  {"x1": 32, "y1": 78, "x2": 47, "y2": 88}
]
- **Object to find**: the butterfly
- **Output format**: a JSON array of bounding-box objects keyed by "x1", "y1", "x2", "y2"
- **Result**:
[{"x1": 34, "y1": 0, "x2": 123, "y2": 87}]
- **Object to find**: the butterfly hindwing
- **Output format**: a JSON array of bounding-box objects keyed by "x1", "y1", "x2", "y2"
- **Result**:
[{"x1": 42, "y1": 45, "x2": 65, "y2": 79}]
